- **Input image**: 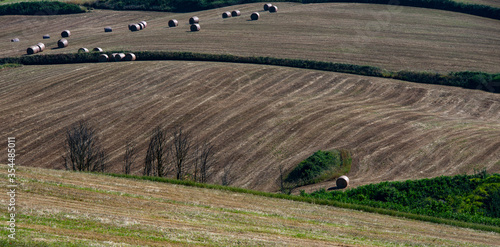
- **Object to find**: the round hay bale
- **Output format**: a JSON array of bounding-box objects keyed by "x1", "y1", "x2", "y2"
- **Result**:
[
  {"x1": 78, "y1": 47, "x2": 89, "y2": 53},
  {"x1": 110, "y1": 53, "x2": 118, "y2": 61},
  {"x1": 124, "y1": 53, "x2": 136, "y2": 61},
  {"x1": 190, "y1": 23, "x2": 200, "y2": 32},
  {"x1": 61, "y1": 30, "x2": 71, "y2": 38},
  {"x1": 168, "y1": 19, "x2": 178, "y2": 27},
  {"x1": 139, "y1": 21, "x2": 147, "y2": 28},
  {"x1": 130, "y1": 24, "x2": 140, "y2": 32},
  {"x1": 104, "y1": 26, "x2": 112, "y2": 32},
  {"x1": 36, "y1": 43, "x2": 45, "y2": 52},
  {"x1": 26, "y1": 46, "x2": 39, "y2": 55},
  {"x1": 128, "y1": 23, "x2": 135, "y2": 30},
  {"x1": 114, "y1": 53, "x2": 125, "y2": 62},
  {"x1": 231, "y1": 10, "x2": 241, "y2": 17},
  {"x1": 98, "y1": 54, "x2": 109, "y2": 62},
  {"x1": 269, "y1": 5, "x2": 278, "y2": 13},
  {"x1": 138, "y1": 23, "x2": 144, "y2": 30},
  {"x1": 250, "y1": 12, "x2": 260, "y2": 21},
  {"x1": 336, "y1": 175, "x2": 349, "y2": 189},
  {"x1": 92, "y1": 47, "x2": 103, "y2": 52},
  {"x1": 222, "y1": 11, "x2": 231, "y2": 18},
  {"x1": 43, "y1": 34, "x2": 50, "y2": 39},
  {"x1": 57, "y1": 39, "x2": 68, "y2": 48},
  {"x1": 263, "y1": 3, "x2": 272, "y2": 11},
  {"x1": 189, "y1": 16, "x2": 199, "y2": 24},
  {"x1": 11, "y1": 38, "x2": 20, "y2": 42}
]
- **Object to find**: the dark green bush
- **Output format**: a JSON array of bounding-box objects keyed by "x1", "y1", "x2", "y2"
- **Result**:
[
  {"x1": 285, "y1": 150, "x2": 351, "y2": 186},
  {"x1": 302, "y1": 173, "x2": 500, "y2": 226},
  {"x1": 0, "y1": 1, "x2": 85, "y2": 15}
]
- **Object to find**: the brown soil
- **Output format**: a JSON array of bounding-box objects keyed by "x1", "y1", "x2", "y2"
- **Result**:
[{"x1": 0, "y1": 61, "x2": 499, "y2": 192}]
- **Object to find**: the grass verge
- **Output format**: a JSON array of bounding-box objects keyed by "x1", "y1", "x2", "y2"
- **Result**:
[{"x1": 105, "y1": 172, "x2": 500, "y2": 233}]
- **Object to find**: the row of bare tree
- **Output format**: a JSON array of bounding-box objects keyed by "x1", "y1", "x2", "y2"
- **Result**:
[{"x1": 62, "y1": 120, "x2": 216, "y2": 183}]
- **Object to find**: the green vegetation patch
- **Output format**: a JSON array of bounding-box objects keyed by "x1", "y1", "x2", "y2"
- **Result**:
[
  {"x1": 0, "y1": 1, "x2": 85, "y2": 15},
  {"x1": 301, "y1": 171, "x2": 500, "y2": 227},
  {"x1": 285, "y1": 149, "x2": 351, "y2": 187}
]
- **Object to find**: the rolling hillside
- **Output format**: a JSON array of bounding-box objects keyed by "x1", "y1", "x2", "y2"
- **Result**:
[
  {"x1": 1, "y1": 165, "x2": 499, "y2": 246},
  {"x1": 1, "y1": 61, "x2": 499, "y2": 191},
  {"x1": 1, "y1": 2, "x2": 500, "y2": 73}
]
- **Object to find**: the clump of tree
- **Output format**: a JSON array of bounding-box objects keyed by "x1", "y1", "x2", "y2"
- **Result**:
[
  {"x1": 62, "y1": 120, "x2": 107, "y2": 172},
  {"x1": 123, "y1": 140, "x2": 137, "y2": 175},
  {"x1": 0, "y1": 2, "x2": 85, "y2": 15},
  {"x1": 284, "y1": 149, "x2": 351, "y2": 187},
  {"x1": 301, "y1": 170, "x2": 500, "y2": 227}
]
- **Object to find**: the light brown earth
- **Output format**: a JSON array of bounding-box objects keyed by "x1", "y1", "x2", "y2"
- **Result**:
[
  {"x1": 1, "y1": 165, "x2": 499, "y2": 246},
  {"x1": 1, "y1": 61, "x2": 499, "y2": 192},
  {"x1": 1, "y1": 2, "x2": 500, "y2": 73}
]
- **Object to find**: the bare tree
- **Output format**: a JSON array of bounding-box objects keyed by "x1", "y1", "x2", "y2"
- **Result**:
[
  {"x1": 199, "y1": 141, "x2": 215, "y2": 183},
  {"x1": 62, "y1": 120, "x2": 107, "y2": 172},
  {"x1": 171, "y1": 127, "x2": 191, "y2": 180},
  {"x1": 191, "y1": 140, "x2": 215, "y2": 183},
  {"x1": 221, "y1": 163, "x2": 233, "y2": 186},
  {"x1": 144, "y1": 126, "x2": 169, "y2": 177},
  {"x1": 123, "y1": 140, "x2": 137, "y2": 175}
]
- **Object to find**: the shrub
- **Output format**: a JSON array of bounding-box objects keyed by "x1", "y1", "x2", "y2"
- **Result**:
[{"x1": 285, "y1": 150, "x2": 351, "y2": 186}]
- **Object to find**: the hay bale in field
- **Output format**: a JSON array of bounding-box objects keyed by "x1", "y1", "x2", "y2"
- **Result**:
[
  {"x1": 139, "y1": 21, "x2": 147, "y2": 28},
  {"x1": 130, "y1": 24, "x2": 140, "y2": 32},
  {"x1": 189, "y1": 16, "x2": 199, "y2": 24},
  {"x1": 78, "y1": 47, "x2": 89, "y2": 53},
  {"x1": 43, "y1": 34, "x2": 50, "y2": 39},
  {"x1": 138, "y1": 22, "x2": 144, "y2": 30},
  {"x1": 269, "y1": 5, "x2": 278, "y2": 13},
  {"x1": 114, "y1": 53, "x2": 125, "y2": 62},
  {"x1": 190, "y1": 23, "x2": 200, "y2": 32},
  {"x1": 231, "y1": 10, "x2": 241, "y2": 17},
  {"x1": 92, "y1": 47, "x2": 103, "y2": 52},
  {"x1": 11, "y1": 38, "x2": 19, "y2": 42},
  {"x1": 61, "y1": 30, "x2": 71, "y2": 38},
  {"x1": 104, "y1": 27, "x2": 112, "y2": 32},
  {"x1": 98, "y1": 54, "x2": 109, "y2": 62},
  {"x1": 263, "y1": 3, "x2": 272, "y2": 11},
  {"x1": 37, "y1": 43, "x2": 45, "y2": 52},
  {"x1": 26, "y1": 46, "x2": 39, "y2": 55},
  {"x1": 57, "y1": 38, "x2": 68, "y2": 48},
  {"x1": 222, "y1": 11, "x2": 231, "y2": 18},
  {"x1": 124, "y1": 53, "x2": 136, "y2": 61},
  {"x1": 168, "y1": 19, "x2": 178, "y2": 27},
  {"x1": 336, "y1": 175, "x2": 349, "y2": 189},
  {"x1": 250, "y1": 12, "x2": 259, "y2": 20}
]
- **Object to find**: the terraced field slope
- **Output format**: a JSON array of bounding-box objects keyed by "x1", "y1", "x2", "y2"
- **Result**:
[
  {"x1": 1, "y1": 61, "x2": 499, "y2": 191},
  {"x1": 1, "y1": 165, "x2": 499, "y2": 246},
  {"x1": 2, "y1": 2, "x2": 500, "y2": 73}
]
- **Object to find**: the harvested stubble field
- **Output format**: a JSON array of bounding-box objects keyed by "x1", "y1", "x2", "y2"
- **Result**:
[
  {"x1": 1, "y1": 2, "x2": 500, "y2": 73},
  {"x1": 0, "y1": 165, "x2": 499, "y2": 246},
  {"x1": 1, "y1": 61, "x2": 499, "y2": 191}
]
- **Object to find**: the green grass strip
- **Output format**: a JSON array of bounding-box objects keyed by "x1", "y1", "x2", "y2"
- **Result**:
[
  {"x1": 105, "y1": 173, "x2": 500, "y2": 234},
  {"x1": 1, "y1": 51, "x2": 499, "y2": 94}
]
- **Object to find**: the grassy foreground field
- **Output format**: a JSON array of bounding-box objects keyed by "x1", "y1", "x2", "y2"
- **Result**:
[
  {"x1": 1, "y1": 3, "x2": 500, "y2": 73},
  {"x1": 1, "y1": 165, "x2": 500, "y2": 246},
  {"x1": 1, "y1": 61, "x2": 499, "y2": 191}
]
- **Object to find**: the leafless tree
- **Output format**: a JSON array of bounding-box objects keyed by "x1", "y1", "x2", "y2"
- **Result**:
[
  {"x1": 199, "y1": 141, "x2": 215, "y2": 183},
  {"x1": 62, "y1": 120, "x2": 107, "y2": 172},
  {"x1": 123, "y1": 140, "x2": 137, "y2": 175},
  {"x1": 171, "y1": 127, "x2": 191, "y2": 180},
  {"x1": 221, "y1": 163, "x2": 233, "y2": 186},
  {"x1": 144, "y1": 126, "x2": 169, "y2": 177}
]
